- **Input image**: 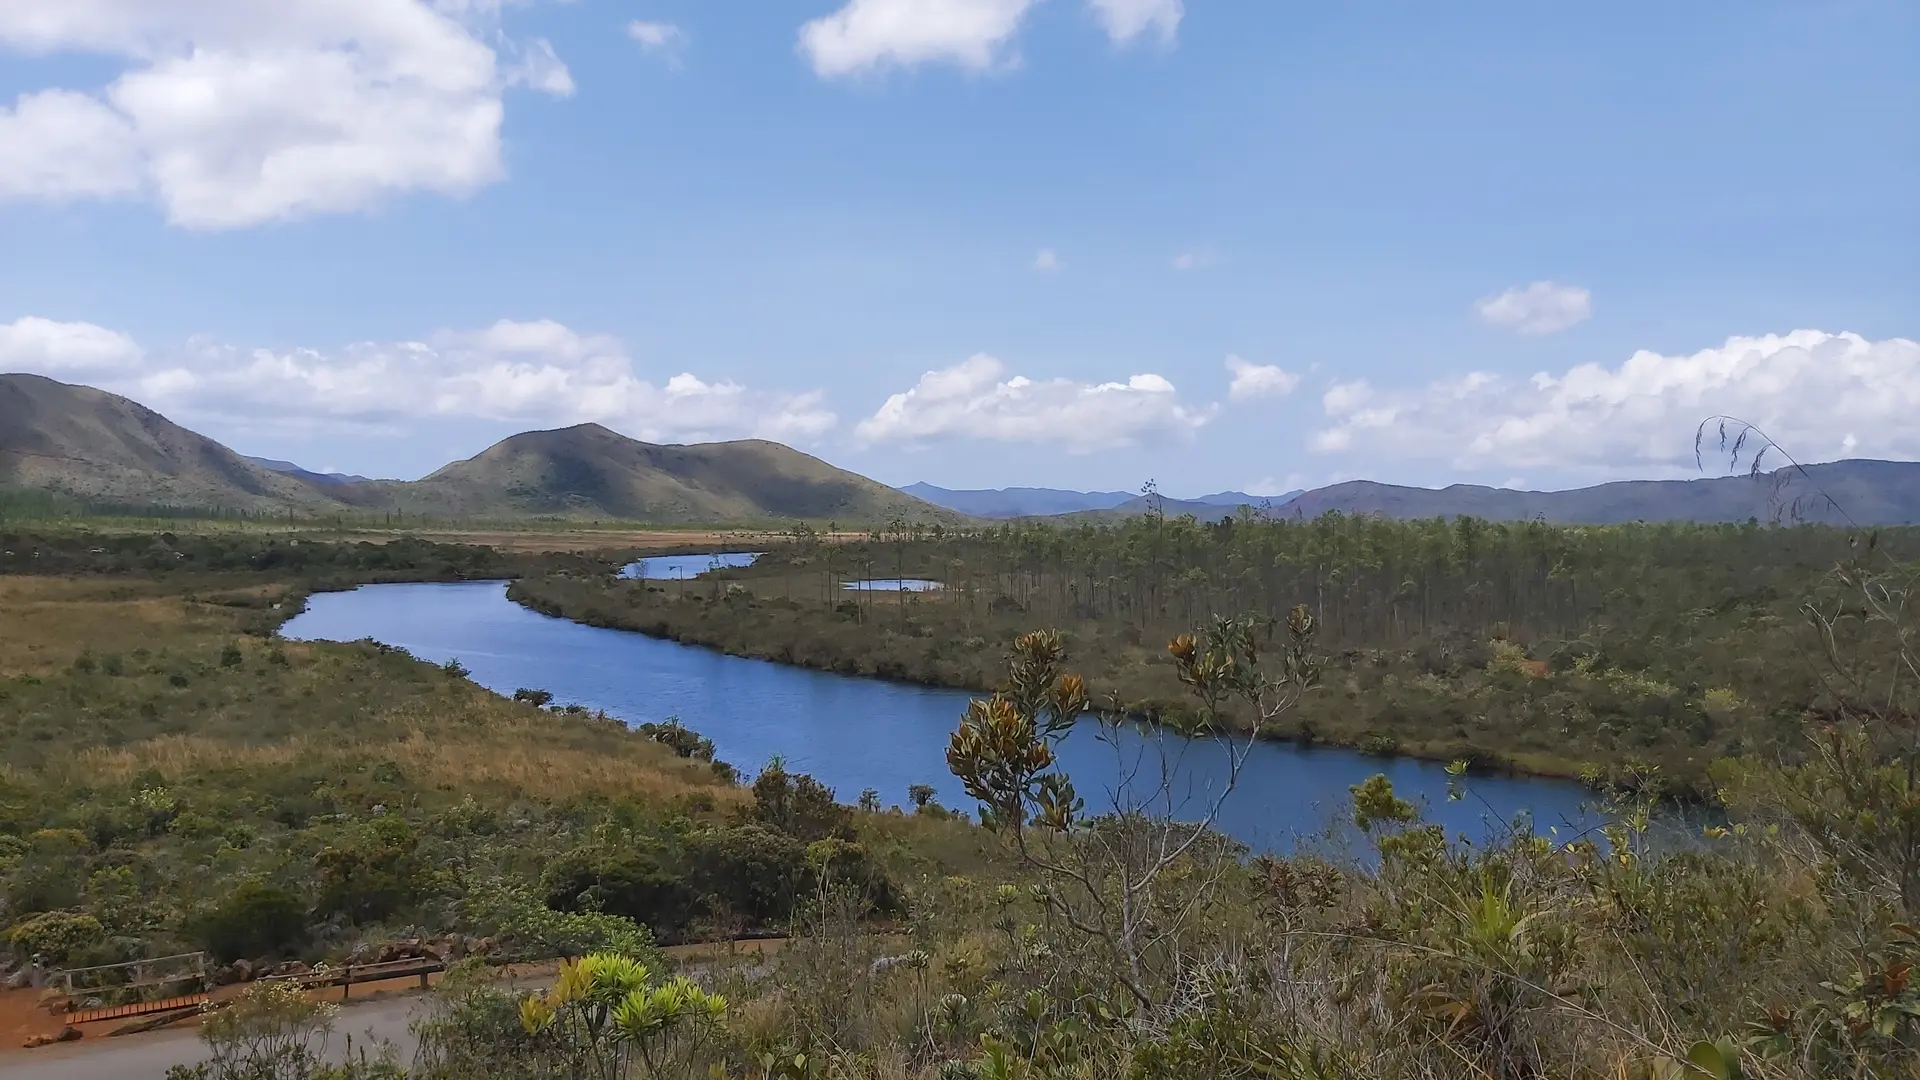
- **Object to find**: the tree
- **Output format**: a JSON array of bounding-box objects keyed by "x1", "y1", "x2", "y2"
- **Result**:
[{"x1": 945, "y1": 610, "x2": 1320, "y2": 1014}]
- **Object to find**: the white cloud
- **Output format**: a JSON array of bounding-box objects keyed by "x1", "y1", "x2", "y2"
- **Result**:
[
  {"x1": 1474, "y1": 281, "x2": 1593, "y2": 335},
  {"x1": 0, "y1": 317, "x2": 145, "y2": 373},
  {"x1": 1225, "y1": 355, "x2": 1297, "y2": 402},
  {"x1": 0, "y1": 91, "x2": 144, "y2": 201},
  {"x1": 1310, "y1": 330, "x2": 1920, "y2": 478},
  {"x1": 1032, "y1": 248, "x2": 1063, "y2": 273},
  {"x1": 627, "y1": 19, "x2": 685, "y2": 60},
  {"x1": 1086, "y1": 0, "x2": 1182, "y2": 44},
  {"x1": 856, "y1": 353, "x2": 1214, "y2": 453},
  {"x1": 0, "y1": 1, "x2": 573, "y2": 229},
  {"x1": 798, "y1": 0, "x2": 1182, "y2": 76},
  {"x1": 799, "y1": 0, "x2": 1039, "y2": 77},
  {"x1": 1170, "y1": 250, "x2": 1213, "y2": 271},
  {"x1": 1245, "y1": 475, "x2": 1305, "y2": 498},
  {"x1": 4, "y1": 315, "x2": 833, "y2": 444}
]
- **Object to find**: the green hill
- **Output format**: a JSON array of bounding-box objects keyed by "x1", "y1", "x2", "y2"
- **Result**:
[
  {"x1": 367, "y1": 422, "x2": 953, "y2": 524},
  {"x1": 0, "y1": 372, "x2": 339, "y2": 512}
]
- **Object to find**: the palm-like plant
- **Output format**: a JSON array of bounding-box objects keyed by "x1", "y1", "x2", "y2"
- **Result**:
[{"x1": 517, "y1": 952, "x2": 728, "y2": 1078}]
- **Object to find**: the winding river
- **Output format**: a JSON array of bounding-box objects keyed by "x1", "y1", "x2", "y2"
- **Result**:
[{"x1": 281, "y1": 556, "x2": 1604, "y2": 854}]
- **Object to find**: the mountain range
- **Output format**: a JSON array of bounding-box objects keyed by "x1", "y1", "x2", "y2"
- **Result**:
[
  {"x1": 0, "y1": 373, "x2": 948, "y2": 524},
  {"x1": 6, "y1": 370, "x2": 1920, "y2": 527}
]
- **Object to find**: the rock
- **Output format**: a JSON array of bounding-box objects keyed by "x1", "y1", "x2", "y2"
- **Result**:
[
  {"x1": 23, "y1": 1027, "x2": 79, "y2": 1049},
  {"x1": 4, "y1": 967, "x2": 30, "y2": 990},
  {"x1": 230, "y1": 958, "x2": 255, "y2": 983},
  {"x1": 270, "y1": 960, "x2": 309, "y2": 978}
]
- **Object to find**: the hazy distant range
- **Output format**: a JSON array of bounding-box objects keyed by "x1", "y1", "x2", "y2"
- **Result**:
[{"x1": 901, "y1": 483, "x2": 1306, "y2": 521}]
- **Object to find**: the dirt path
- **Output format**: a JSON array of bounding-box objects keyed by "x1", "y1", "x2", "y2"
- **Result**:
[
  {"x1": 0, "y1": 965, "x2": 569, "y2": 1080},
  {"x1": 0, "y1": 992, "x2": 423, "y2": 1080},
  {"x1": 0, "y1": 944, "x2": 794, "y2": 1078}
]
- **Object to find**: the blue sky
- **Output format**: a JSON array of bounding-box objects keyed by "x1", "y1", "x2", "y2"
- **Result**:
[{"x1": 1, "y1": 0, "x2": 1915, "y2": 497}]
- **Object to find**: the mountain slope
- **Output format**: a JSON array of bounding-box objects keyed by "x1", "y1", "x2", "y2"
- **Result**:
[
  {"x1": 384, "y1": 423, "x2": 954, "y2": 523},
  {"x1": 1282, "y1": 462, "x2": 1920, "y2": 525},
  {"x1": 0, "y1": 373, "x2": 342, "y2": 511}
]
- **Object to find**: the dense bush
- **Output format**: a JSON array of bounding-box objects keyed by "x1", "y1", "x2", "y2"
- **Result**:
[
  {"x1": 196, "y1": 881, "x2": 310, "y2": 962},
  {"x1": 5, "y1": 911, "x2": 104, "y2": 964},
  {"x1": 314, "y1": 817, "x2": 437, "y2": 924}
]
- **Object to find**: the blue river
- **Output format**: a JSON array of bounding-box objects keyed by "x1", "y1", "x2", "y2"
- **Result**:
[{"x1": 281, "y1": 566, "x2": 1605, "y2": 854}]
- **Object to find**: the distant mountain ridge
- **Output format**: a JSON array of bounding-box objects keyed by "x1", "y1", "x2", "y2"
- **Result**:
[
  {"x1": 245, "y1": 456, "x2": 373, "y2": 485},
  {"x1": 1280, "y1": 464, "x2": 1920, "y2": 525},
  {"x1": 0, "y1": 373, "x2": 952, "y2": 524},
  {"x1": 901, "y1": 483, "x2": 1137, "y2": 518},
  {"x1": 904, "y1": 484, "x2": 1305, "y2": 520}
]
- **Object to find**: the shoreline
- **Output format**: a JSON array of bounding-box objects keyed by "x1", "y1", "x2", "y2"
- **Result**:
[{"x1": 501, "y1": 579, "x2": 1629, "y2": 795}]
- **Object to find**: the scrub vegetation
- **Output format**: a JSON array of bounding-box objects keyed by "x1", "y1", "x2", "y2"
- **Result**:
[
  {"x1": 6, "y1": 517, "x2": 1920, "y2": 1078},
  {"x1": 510, "y1": 512, "x2": 1917, "y2": 794}
]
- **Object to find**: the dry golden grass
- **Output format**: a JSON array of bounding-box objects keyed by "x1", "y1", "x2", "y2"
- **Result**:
[
  {"x1": 4, "y1": 570, "x2": 742, "y2": 807},
  {"x1": 345, "y1": 527, "x2": 869, "y2": 554},
  {"x1": 0, "y1": 575, "x2": 238, "y2": 675},
  {"x1": 65, "y1": 720, "x2": 742, "y2": 807}
]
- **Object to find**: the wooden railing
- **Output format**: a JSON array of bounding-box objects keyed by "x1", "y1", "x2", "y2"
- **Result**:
[
  {"x1": 258, "y1": 955, "x2": 446, "y2": 998},
  {"x1": 51, "y1": 953, "x2": 447, "y2": 1026}
]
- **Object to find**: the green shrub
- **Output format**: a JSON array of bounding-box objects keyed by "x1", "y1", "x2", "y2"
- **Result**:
[
  {"x1": 6, "y1": 910, "x2": 104, "y2": 964},
  {"x1": 315, "y1": 817, "x2": 433, "y2": 923},
  {"x1": 540, "y1": 845, "x2": 698, "y2": 935},
  {"x1": 195, "y1": 881, "x2": 309, "y2": 962},
  {"x1": 685, "y1": 824, "x2": 809, "y2": 924}
]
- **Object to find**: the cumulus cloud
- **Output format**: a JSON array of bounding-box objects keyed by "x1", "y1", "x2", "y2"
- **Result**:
[
  {"x1": 799, "y1": 0, "x2": 1039, "y2": 76},
  {"x1": 1032, "y1": 248, "x2": 1063, "y2": 273},
  {"x1": 0, "y1": 317, "x2": 145, "y2": 373},
  {"x1": 1086, "y1": 0, "x2": 1182, "y2": 44},
  {"x1": 627, "y1": 19, "x2": 686, "y2": 60},
  {"x1": 0, "y1": 0, "x2": 574, "y2": 229},
  {"x1": 856, "y1": 353, "x2": 1214, "y2": 453},
  {"x1": 1475, "y1": 281, "x2": 1593, "y2": 335},
  {"x1": 1310, "y1": 330, "x2": 1920, "y2": 478},
  {"x1": 1225, "y1": 355, "x2": 1297, "y2": 402},
  {"x1": 797, "y1": 0, "x2": 1180, "y2": 77},
  {"x1": 3, "y1": 315, "x2": 833, "y2": 444}
]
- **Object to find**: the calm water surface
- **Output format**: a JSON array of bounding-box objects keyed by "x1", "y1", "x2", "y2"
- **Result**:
[
  {"x1": 621, "y1": 553, "x2": 763, "y2": 579},
  {"x1": 843, "y1": 578, "x2": 944, "y2": 592},
  {"x1": 282, "y1": 579, "x2": 1602, "y2": 853}
]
